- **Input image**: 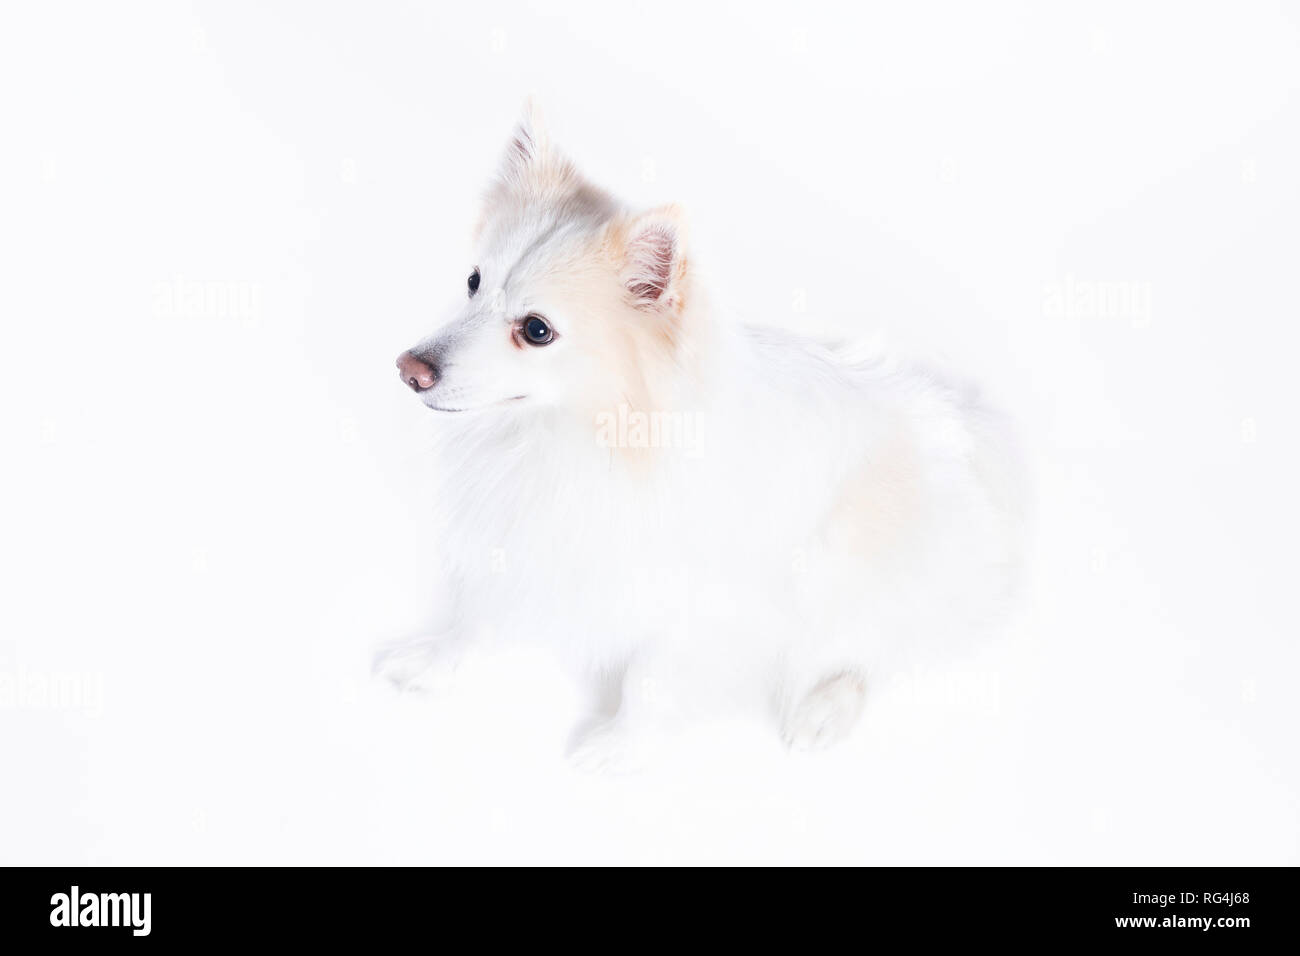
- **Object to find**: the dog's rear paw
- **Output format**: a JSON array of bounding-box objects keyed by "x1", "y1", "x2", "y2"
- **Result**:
[
  {"x1": 372, "y1": 640, "x2": 460, "y2": 696},
  {"x1": 782, "y1": 671, "x2": 866, "y2": 752}
]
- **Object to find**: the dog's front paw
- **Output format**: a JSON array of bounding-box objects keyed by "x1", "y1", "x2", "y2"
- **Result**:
[
  {"x1": 371, "y1": 639, "x2": 461, "y2": 696},
  {"x1": 782, "y1": 671, "x2": 867, "y2": 752},
  {"x1": 568, "y1": 720, "x2": 647, "y2": 775}
]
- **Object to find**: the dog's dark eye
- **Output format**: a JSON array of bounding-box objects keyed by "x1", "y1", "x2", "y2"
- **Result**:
[
  {"x1": 467, "y1": 268, "x2": 480, "y2": 297},
  {"x1": 522, "y1": 314, "x2": 554, "y2": 346}
]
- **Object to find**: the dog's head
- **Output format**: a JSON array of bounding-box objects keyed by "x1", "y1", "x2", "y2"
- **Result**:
[{"x1": 397, "y1": 103, "x2": 695, "y2": 417}]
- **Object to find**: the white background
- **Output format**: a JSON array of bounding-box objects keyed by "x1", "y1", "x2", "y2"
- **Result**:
[{"x1": 2, "y1": 1, "x2": 1297, "y2": 864}]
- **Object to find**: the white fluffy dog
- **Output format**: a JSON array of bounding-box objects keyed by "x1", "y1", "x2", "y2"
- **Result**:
[{"x1": 379, "y1": 104, "x2": 1023, "y2": 770}]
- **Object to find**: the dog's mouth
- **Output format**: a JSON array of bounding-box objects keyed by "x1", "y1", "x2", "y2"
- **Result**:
[{"x1": 422, "y1": 395, "x2": 527, "y2": 413}]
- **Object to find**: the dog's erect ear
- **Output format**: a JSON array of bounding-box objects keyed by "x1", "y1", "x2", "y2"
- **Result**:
[
  {"x1": 620, "y1": 205, "x2": 688, "y2": 313},
  {"x1": 479, "y1": 101, "x2": 613, "y2": 237},
  {"x1": 498, "y1": 98, "x2": 552, "y2": 184}
]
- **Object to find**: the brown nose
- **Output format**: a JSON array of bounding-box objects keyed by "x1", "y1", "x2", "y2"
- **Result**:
[{"x1": 396, "y1": 351, "x2": 438, "y2": 392}]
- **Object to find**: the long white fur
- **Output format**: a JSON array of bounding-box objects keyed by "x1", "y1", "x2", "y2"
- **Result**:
[{"x1": 379, "y1": 103, "x2": 1024, "y2": 770}]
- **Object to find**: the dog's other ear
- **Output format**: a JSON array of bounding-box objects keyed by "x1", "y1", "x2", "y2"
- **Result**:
[{"x1": 620, "y1": 205, "x2": 688, "y2": 313}]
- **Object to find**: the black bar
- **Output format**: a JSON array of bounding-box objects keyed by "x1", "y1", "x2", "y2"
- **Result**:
[{"x1": 1, "y1": 867, "x2": 1293, "y2": 945}]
